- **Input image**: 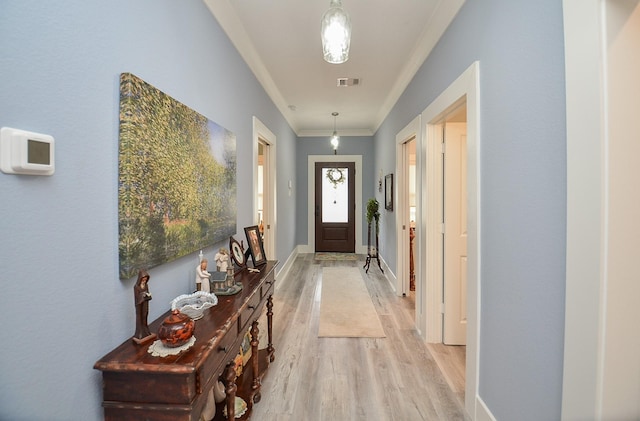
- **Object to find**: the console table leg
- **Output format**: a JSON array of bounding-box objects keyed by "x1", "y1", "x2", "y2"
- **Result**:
[
  {"x1": 250, "y1": 320, "x2": 261, "y2": 402},
  {"x1": 223, "y1": 361, "x2": 237, "y2": 420},
  {"x1": 266, "y1": 295, "x2": 275, "y2": 362}
]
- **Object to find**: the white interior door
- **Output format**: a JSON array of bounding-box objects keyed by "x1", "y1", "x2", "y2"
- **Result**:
[{"x1": 443, "y1": 121, "x2": 467, "y2": 345}]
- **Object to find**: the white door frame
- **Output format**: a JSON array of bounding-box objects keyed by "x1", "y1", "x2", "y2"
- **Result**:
[
  {"x1": 561, "y1": 2, "x2": 605, "y2": 417},
  {"x1": 395, "y1": 116, "x2": 423, "y2": 327},
  {"x1": 252, "y1": 117, "x2": 276, "y2": 260},
  {"x1": 305, "y1": 155, "x2": 363, "y2": 254},
  {"x1": 562, "y1": 1, "x2": 640, "y2": 419},
  {"x1": 421, "y1": 61, "x2": 480, "y2": 418}
]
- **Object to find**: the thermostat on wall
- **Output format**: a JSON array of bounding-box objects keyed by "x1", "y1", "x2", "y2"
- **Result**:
[{"x1": 0, "y1": 127, "x2": 55, "y2": 175}]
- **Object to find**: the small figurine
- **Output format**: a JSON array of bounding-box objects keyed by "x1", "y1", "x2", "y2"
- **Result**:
[
  {"x1": 133, "y1": 269, "x2": 156, "y2": 345},
  {"x1": 215, "y1": 248, "x2": 230, "y2": 272},
  {"x1": 196, "y1": 258, "x2": 211, "y2": 293}
]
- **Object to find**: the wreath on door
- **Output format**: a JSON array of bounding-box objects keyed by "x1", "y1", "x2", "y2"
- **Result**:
[{"x1": 325, "y1": 168, "x2": 345, "y2": 189}]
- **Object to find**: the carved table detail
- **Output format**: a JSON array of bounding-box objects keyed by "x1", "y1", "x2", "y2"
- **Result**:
[{"x1": 94, "y1": 261, "x2": 278, "y2": 421}]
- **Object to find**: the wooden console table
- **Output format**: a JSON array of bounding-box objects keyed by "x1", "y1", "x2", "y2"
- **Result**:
[{"x1": 94, "y1": 261, "x2": 278, "y2": 421}]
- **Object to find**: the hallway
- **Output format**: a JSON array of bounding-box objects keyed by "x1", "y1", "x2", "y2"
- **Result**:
[{"x1": 251, "y1": 254, "x2": 467, "y2": 420}]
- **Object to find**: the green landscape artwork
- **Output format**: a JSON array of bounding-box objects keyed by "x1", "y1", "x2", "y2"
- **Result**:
[{"x1": 118, "y1": 73, "x2": 236, "y2": 279}]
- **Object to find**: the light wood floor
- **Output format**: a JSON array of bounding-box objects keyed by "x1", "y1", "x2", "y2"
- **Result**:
[{"x1": 251, "y1": 254, "x2": 468, "y2": 421}]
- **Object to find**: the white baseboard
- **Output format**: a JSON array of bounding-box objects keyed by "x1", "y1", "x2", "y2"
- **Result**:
[
  {"x1": 380, "y1": 255, "x2": 397, "y2": 293},
  {"x1": 274, "y1": 247, "x2": 299, "y2": 288},
  {"x1": 298, "y1": 244, "x2": 313, "y2": 254},
  {"x1": 475, "y1": 395, "x2": 496, "y2": 421}
]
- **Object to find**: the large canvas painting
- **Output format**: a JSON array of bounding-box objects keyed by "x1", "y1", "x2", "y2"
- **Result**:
[{"x1": 118, "y1": 73, "x2": 236, "y2": 279}]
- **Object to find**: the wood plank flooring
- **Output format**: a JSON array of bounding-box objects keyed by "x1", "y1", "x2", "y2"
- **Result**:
[{"x1": 251, "y1": 254, "x2": 468, "y2": 421}]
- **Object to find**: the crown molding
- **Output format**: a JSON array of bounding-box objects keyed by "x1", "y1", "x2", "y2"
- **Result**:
[{"x1": 203, "y1": 0, "x2": 299, "y2": 133}]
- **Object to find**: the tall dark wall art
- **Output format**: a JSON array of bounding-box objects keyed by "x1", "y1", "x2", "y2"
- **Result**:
[{"x1": 118, "y1": 73, "x2": 236, "y2": 279}]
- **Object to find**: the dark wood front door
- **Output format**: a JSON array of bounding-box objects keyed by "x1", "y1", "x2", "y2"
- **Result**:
[{"x1": 315, "y1": 162, "x2": 355, "y2": 252}]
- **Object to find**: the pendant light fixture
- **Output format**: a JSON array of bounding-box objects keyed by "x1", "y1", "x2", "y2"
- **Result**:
[
  {"x1": 330, "y1": 112, "x2": 340, "y2": 154},
  {"x1": 321, "y1": 0, "x2": 351, "y2": 64}
]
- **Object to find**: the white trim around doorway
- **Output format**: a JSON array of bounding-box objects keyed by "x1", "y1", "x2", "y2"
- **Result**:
[
  {"x1": 395, "y1": 116, "x2": 424, "y2": 337},
  {"x1": 252, "y1": 117, "x2": 277, "y2": 260},
  {"x1": 420, "y1": 61, "x2": 480, "y2": 419}
]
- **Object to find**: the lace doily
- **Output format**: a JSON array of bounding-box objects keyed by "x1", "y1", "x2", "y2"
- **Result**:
[{"x1": 148, "y1": 336, "x2": 196, "y2": 357}]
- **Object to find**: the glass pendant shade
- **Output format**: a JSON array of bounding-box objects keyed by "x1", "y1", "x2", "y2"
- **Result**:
[
  {"x1": 331, "y1": 132, "x2": 340, "y2": 150},
  {"x1": 321, "y1": 0, "x2": 351, "y2": 64}
]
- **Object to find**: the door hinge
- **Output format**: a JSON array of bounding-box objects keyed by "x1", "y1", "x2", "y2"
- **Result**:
[
  {"x1": 441, "y1": 142, "x2": 445, "y2": 154},
  {"x1": 439, "y1": 223, "x2": 445, "y2": 234},
  {"x1": 440, "y1": 302, "x2": 445, "y2": 314}
]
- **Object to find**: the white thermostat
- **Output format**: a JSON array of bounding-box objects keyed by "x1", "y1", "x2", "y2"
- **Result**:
[{"x1": 0, "y1": 127, "x2": 55, "y2": 175}]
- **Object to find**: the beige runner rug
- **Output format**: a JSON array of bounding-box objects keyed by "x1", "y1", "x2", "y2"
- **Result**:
[
  {"x1": 318, "y1": 267, "x2": 386, "y2": 338},
  {"x1": 314, "y1": 252, "x2": 358, "y2": 261}
]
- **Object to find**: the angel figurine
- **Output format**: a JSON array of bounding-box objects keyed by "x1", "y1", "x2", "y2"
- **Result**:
[
  {"x1": 196, "y1": 259, "x2": 211, "y2": 293},
  {"x1": 215, "y1": 248, "x2": 230, "y2": 272}
]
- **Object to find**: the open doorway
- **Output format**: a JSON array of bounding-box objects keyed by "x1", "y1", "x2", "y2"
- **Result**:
[
  {"x1": 253, "y1": 117, "x2": 276, "y2": 260},
  {"x1": 396, "y1": 137, "x2": 418, "y2": 310},
  {"x1": 426, "y1": 104, "x2": 468, "y2": 407},
  {"x1": 408, "y1": 140, "x2": 417, "y2": 296},
  {"x1": 420, "y1": 62, "x2": 479, "y2": 418},
  {"x1": 403, "y1": 138, "x2": 417, "y2": 313},
  {"x1": 257, "y1": 141, "x2": 267, "y2": 241},
  {"x1": 396, "y1": 117, "x2": 420, "y2": 320}
]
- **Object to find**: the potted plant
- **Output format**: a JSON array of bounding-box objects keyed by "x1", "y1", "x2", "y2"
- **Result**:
[
  {"x1": 364, "y1": 198, "x2": 383, "y2": 273},
  {"x1": 366, "y1": 198, "x2": 380, "y2": 231}
]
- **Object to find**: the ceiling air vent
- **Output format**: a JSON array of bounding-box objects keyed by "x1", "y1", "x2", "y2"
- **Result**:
[{"x1": 337, "y1": 77, "x2": 360, "y2": 87}]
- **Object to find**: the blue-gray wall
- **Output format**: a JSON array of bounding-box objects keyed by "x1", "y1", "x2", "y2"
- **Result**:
[
  {"x1": 295, "y1": 136, "x2": 375, "y2": 248},
  {"x1": 375, "y1": 0, "x2": 566, "y2": 419},
  {"x1": 0, "y1": 1, "x2": 296, "y2": 419},
  {"x1": 2, "y1": 0, "x2": 570, "y2": 419}
]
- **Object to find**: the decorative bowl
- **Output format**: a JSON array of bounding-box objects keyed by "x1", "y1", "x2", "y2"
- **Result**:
[
  {"x1": 157, "y1": 309, "x2": 195, "y2": 348},
  {"x1": 170, "y1": 291, "x2": 218, "y2": 320},
  {"x1": 223, "y1": 396, "x2": 248, "y2": 419}
]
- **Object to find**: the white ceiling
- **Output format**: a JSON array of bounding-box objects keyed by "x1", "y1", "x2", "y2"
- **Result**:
[{"x1": 203, "y1": 0, "x2": 465, "y2": 137}]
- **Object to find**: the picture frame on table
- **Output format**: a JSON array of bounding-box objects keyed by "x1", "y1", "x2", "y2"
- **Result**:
[
  {"x1": 385, "y1": 173, "x2": 394, "y2": 211},
  {"x1": 244, "y1": 225, "x2": 267, "y2": 266},
  {"x1": 229, "y1": 236, "x2": 246, "y2": 269}
]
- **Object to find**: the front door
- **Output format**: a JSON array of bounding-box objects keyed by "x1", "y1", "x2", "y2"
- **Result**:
[{"x1": 314, "y1": 162, "x2": 355, "y2": 252}]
